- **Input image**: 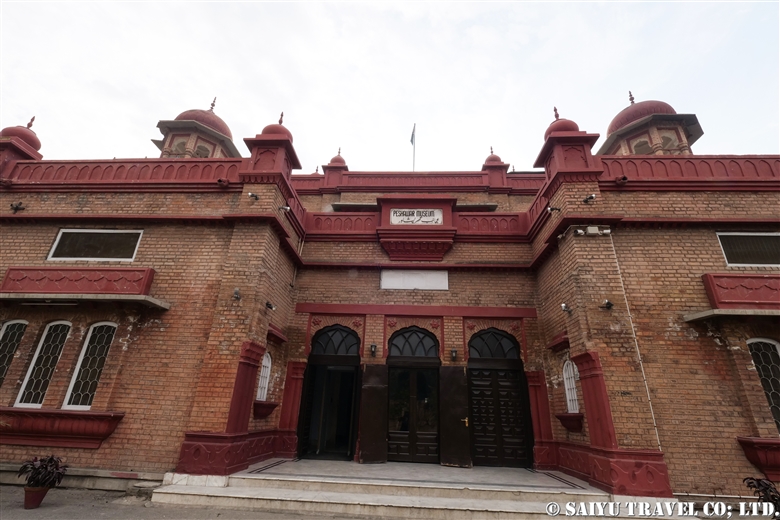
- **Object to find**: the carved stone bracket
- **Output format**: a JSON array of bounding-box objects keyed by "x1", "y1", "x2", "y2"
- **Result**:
[
  {"x1": 556, "y1": 412, "x2": 584, "y2": 432},
  {"x1": 0, "y1": 407, "x2": 125, "y2": 449},
  {"x1": 737, "y1": 436, "x2": 780, "y2": 481}
]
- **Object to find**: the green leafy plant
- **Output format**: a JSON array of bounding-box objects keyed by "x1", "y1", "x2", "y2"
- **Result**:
[{"x1": 17, "y1": 455, "x2": 68, "y2": 488}]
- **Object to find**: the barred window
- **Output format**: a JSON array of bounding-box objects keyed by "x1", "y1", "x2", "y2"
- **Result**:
[
  {"x1": 563, "y1": 360, "x2": 580, "y2": 413},
  {"x1": 63, "y1": 322, "x2": 117, "y2": 410},
  {"x1": 311, "y1": 325, "x2": 360, "y2": 356},
  {"x1": 256, "y1": 352, "x2": 272, "y2": 401},
  {"x1": 15, "y1": 321, "x2": 71, "y2": 408},
  {"x1": 388, "y1": 326, "x2": 438, "y2": 357},
  {"x1": 717, "y1": 233, "x2": 780, "y2": 266},
  {"x1": 0, "y1": 320, "x2": 28, "y2": 387},
  {"x1": 468, "y1": 328, "x2": 519, "y2": 359},
  {"x1": 48, "y1": 229, "x2": 143, "y2": 261},
  {"x1": 748, "y1": 338, "x2": 780, "y2": 434}
]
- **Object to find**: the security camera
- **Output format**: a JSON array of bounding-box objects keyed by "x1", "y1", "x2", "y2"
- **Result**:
[
  {"x1": 583, "y1": 194, "x2": 596, "y2": 203},
  {"x1": 248, "y1": 193, "x2": 259, "y2": 200}
]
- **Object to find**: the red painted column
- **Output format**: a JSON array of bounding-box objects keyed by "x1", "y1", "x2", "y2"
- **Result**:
[
  {"x1": 571, "y1": 351, "x2": 617, "y2": 449},
  {"x1": 225, "y1": 341, "x2": 266, "y2": 434},
  {"x1": 275, "y1": 361, "x2": 307, "y2": 457},
  {"x1": 527, "y1": 370, "x2": 557, "y2": 469}
]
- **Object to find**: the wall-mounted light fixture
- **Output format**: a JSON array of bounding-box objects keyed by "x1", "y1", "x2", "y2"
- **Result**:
[
  {"x1": 600, "y1": 300, "x2": 614, "y2": 310},
  {"x1": 451, "y1": 349, "x2": 458, "y2": 362},
  {"x1": 370, "y1": 344, "x2": 377, "y2": 357},
  {"x1": 232, "y1": 288, "x2": 241, "y2": 300},
  {"x1": 279, "y1": 205, "x2": 291, "y2": 212},
  {"x1": 265, "y1": 302, "x2": 276, "y2": 311},
  {"x1": 582, "y1": 194, "x2": 596, "y2": 204},
  {"x1": 561, "y1": 303, "x2": 573, "y2": 314},
  {"x1": 248, "y1": 193, "x2": 259, "y2": 200},
  {"x1": 573, "y1": 229, "x2": 585, "y2": 236},
  {"x1": 547, "y1": 206, "x2": 561, "y2": 213},
  {"x1": 10, "y1": 202, "x2": 25, "y2": 214}
]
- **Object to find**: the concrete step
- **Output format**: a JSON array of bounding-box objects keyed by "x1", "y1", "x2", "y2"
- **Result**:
[
  {"x1": 152, "y1": 484, "x2": 569, "y2": 519},
  {"x1": 227, "y1": 473, "x2": 607, "y2": 503}
]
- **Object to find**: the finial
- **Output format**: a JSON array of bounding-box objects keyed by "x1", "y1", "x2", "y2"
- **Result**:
[
  {"x1": 338, "y1": 147, "x2": 341, "y2": 156},
  {"x1": 553, "y1": 107, "x2": 559, "y2": 120},
  {"x1": 628, "y1": 91, "x2": 634, "y2": 105},
  {"x1": 27, "y1": 116, "x2": 35, "y2": 129},
  {"x1": 315, "y1": 166, "x2": 319, "y2": 173},
  {"x1": 279, "y1": 112, "x2": 284, "y2": 125},
  {"x1": 490, "y1": 146, "x2": 493, "y2": 155},
  {"x1": 210, "y1": 97, "x2": 216, "y2": 111},
  {"x1": 512, "y1": 165, "x2": 515, "y2": 172}
]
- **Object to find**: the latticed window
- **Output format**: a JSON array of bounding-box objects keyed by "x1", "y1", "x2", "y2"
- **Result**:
[
  {"x1": 63, "y1": 322, "x2": 117, "y2": 410},
  {"x1": 717, "y1": 233, "x2": 780, "y2": 266},
  {"x1": 0, "y1": 320, "x2": 28, "y2": 387},
  {"x1": 16, "y1": 321, "x2": 71, "y2": 408},
  {"x1": 468, "y1": 328, "x2": 519, "y2": 359},
  {"x1": 563, "y1": 360, "x2": 580, "y2": 413},
  {"x1": 389, "y1": 326, "x2": 438, "y2": 357},
  {"x1": 311, "y1": 325, "x2": 360, "y2": 356},
  {"x1": 748, "y1": 338, "x2": 780, "y2": 433},
  {"x1": 256, "y1": 352, "x2": 272, "y2": 401}
]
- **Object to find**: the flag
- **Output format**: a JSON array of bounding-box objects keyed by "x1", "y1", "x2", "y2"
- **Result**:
[{"x1": 410, "y1": 124, "x2": 416, "y2": 145}]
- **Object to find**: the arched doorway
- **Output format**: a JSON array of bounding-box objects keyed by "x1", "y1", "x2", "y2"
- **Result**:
[
  {"x1": 387, "y1": 326, "x2": 441, "y2": 463},
  {"x1": 468, "y1": 328, "x2": 534, "y2": 467},
  {"x1": 298, "y1": 325, "x2": 361, "y2": 460}
]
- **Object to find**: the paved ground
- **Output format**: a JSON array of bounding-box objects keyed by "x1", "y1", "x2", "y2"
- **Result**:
[{"x1": 0, "y1": 486, "x2": 360, "y2": 520}]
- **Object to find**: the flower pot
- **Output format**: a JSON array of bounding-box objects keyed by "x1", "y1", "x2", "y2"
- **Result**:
[{"x1": 24, "y1": 486, "x2": 50, "y2": 509}]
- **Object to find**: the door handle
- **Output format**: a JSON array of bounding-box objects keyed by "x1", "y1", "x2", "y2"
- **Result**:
[{"x1": 461, "y1": 417, "x2": 469, "y2": 427}]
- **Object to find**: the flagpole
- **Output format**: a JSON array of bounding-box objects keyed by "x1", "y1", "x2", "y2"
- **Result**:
[{"x1": 411, "y1": 123, "x2": 416, "y2": 172}]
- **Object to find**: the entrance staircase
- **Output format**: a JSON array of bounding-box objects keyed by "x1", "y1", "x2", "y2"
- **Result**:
[{"x1": 152, "y1": 458, "x2": 613, "y2": 519}]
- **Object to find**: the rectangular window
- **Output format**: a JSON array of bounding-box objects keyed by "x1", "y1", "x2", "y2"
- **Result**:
[
  {"x1": 16, "y1": 322, "x2": 71, "y2": 408},
  {"x1": 63, "y1": 323, "x2": 117, "y2": 410},
  {"x1": 717, "y1": 233, "x2": 780, "y2": 266},
  {"x1": 48, "y1": 229, "x2": 143, "y2": 261}
]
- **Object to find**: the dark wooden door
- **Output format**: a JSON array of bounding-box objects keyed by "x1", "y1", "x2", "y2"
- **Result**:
[
  {"x1": 468, "y1": 368, "x2": 533, "y2": 467},
  {"x1": 439, "y1": 366, "x2": 472, "y2": 467},
  {"x1": 358, "y1": 364, "x2": 388, "y2": 463},
  {"x1": 388, "y1": 367, "x2": 439, "y2": 463}
]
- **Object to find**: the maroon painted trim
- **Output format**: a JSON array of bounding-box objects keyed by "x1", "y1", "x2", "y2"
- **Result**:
[
  {"x1": 176, "y1": 429, "x2": 276, "y2": 475},
  {"x1": 619, "y1": 217, "x2": 780, "y2": 227},
  {"x1": 1, "y1": 267, "x2": 156, "y2": 295},
  {"x1": 737, "y1": 437, "x2": 780, "y2": 481},
  {"x1": 303, "y1": 261, "x2": 534, "y2": 271},
  {"x1": 527, "y1": 370, "x2": 557, "y2": 470},
  {"x1": 253, "y1": 401, "x2": 279, "y2": 419},
  {"x1": 702, "y1": 274, "x2": 780, "y2": 310},
  {"x1": 267, "y1": 323, "x2": 288, "y2": 344},
  {"x1": 555, "y1": 412, "x2": 584, "y2": 432},
  {"x1": 0, "y1": 407, "x2": 124, "y2": 449},
  {"x1": 571, "y1": 351, "x2": 618, "y2": 449},
  {"x1": 296, "y1": 303, "x2": 537, "y2": 318},
  {"x1": 225, "y1": 341, "x2": 266, "y2": 434},
  {"x1": 0, "y1": 213, "x2": 225, "y2": 223},
  {"x1": 600, "y1": 180, "x2": 780, "y2": 192},
  {"x1": 546, "y1": 331, "x2": 570, "y2": 352},
  {"x1": 278, "y1": 361, "x2": 307, "y2": 431}
]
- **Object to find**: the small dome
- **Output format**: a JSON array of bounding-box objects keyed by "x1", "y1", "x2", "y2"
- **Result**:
[
  {"x1": 544, "y1": 118, "x2": 580, "y2": 140},
  {"x1": 607, "y1": 99, "x2": 676, "y2": 136},
  {"x1": 261, "y1": 123, "x2": 293, "y2": 142},
  {"x1": 175, "y1": 108, "x2": 232, "y2": 139},
  {"x1": 328, "y1": 150, "x2": 346, "y2": 166},
  {"x1": 1, "y1": 117, "x2": 41, "y2": 151},
  {"x1": 485, "y1": 147, "x2": 502, "y2": 164}
]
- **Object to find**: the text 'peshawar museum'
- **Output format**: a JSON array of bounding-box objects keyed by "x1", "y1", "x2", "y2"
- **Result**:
[{"x1": 0, "y1": 94, "x2": 778, "y2": 500}]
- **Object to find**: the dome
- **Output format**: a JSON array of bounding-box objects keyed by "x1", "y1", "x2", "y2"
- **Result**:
[
  {"x1": 485, "y1": 147, "x2": 502, "y2": 164},
  {"x1": 607, "y1": 99, "x2": 676, "y2": 136},
  {"x1": 544, "y1": 107, "x2": 580, "y2": 140},
  {"x1": 261, "y1": 123, "x2": 293, "y2": 142},
  {"x1": 175, "y1": 106, "x2": 232, "y2": 139},
  {"x1": 1, "y1": 117, "x2": 41, "y2": 151},
  {"x1": 328, "y1": 150, "x2": 346, "y2": 166}
]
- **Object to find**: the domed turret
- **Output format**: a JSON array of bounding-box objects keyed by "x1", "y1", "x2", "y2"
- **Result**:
[
  {"x1": 544, "y1": 107, "x2": 580, "y2": 140},
  {"x1": 607, "y1": 93, "x2": 676, "y2": 136},
  {"x1": 328, "y1": 148, "x2": 346, "y2": 166},
  {"x1": 175, "y1": 99, "x2": 232, "y2": 139},
  {"x1": 154, "y1": 98, "x2": 241, "y2": 159},
  {"x1": 485, "y1": 147, "x2": 502, "y2": 164},
  {"x1": 1, "y1": 117, "x2": 41, "y2": 151},
  {"x1": 261, "y1": 112, "x2": 293, "y2": 143}
]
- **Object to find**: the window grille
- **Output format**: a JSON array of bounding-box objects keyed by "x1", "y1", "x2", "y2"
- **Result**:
[
  {"x1": 388, "y1": 326, "x2": 438, "y2": 357},
  {"x1": 468, "y1": 328, "x2": 519, "y2": 359},
  {"x1": 16, "y1": 321, "x2": 71, "y2": 408},
  {"x1": 48, "y1": 229, "x2": 143, "y2": 261},
  {"x1": 257, "y1": 352, "x2": 272, "y2": 401},
  {"x1": 563, "y1": 360, "x2": 580, "y2": 413},
  {"x1": 63, "y1": 323, "x2": 117, "y2": 410},
  {"x1": 717, "y1": 233, "x2": 780, "y2": 266},
  {"x1": 311, "y1": 325, "x2": 360, "y2": 356},
  {"x1": 748, "y1": 338, "x2": 780, "y2": 434},
  {"x1": 0, "y1": 320, "x2": 28, "y2": 387}
]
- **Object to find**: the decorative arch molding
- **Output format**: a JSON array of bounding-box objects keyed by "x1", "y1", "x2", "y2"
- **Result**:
[
  {"x1": 384, "y1": 316, "x2": 443, "y2": 359},
  {"x1": 463, "y1": 319, "x2": 524, "y2": 363},
  {"x1": 310, "y1": 324, "x2": 361, "y2": 357},
  {"x1": 388, "y1": 326, "x2": 439, "y2": 358},
  {"x1": 305, "y1": 315, "x2": 365, "y2": 357}
]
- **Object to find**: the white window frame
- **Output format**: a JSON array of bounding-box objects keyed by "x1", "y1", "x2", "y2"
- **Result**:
[
  {"x1": 256, "y1": 352, "x2": 272, "y2": 401},
  {"x1": 15, "y1": 320, "x2": 71, "y2": 408},
  {"x1": 47, "y1": 229, "x2": 144, "y2": 262},
  {"x1": 563, "y1": 359, "x2": 580, "y2": 413},
  {"x1": 62, "y1": 321, "x2": 117, "y2": 411},
  {"x1": 0, "y1": 319, "x2": 29, "y2": 385},
  {"x1": 716, "y1": 232, "x2": 780, "y2": 267}
]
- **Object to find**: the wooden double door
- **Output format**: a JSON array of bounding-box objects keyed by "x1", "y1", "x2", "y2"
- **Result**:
[
  {"x1": 468, "y1": 364, "x2": 533, "y2": 467},
  {"x1": 387, "y1": 367, "x2": 440, "y2": 463}
]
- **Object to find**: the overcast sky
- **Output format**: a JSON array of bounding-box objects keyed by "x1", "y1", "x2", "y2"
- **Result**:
[{"x1": 2, "y1": 1, "x2": 778, "y2": 173}]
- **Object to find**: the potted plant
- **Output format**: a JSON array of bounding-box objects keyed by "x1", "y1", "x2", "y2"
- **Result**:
[{"x1": 17, "y1": 455, "x2": 68, "y2": 509}]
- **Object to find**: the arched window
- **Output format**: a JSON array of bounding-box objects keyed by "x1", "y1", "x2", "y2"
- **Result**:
[
  {"x1": 16, "y1": 321, "x2": 71, "y2": 408},
  {"x1": 468, "y1": 328, "x2": 519, "y2": 359},
  {"x1": 388, "y1": 326, "x2": 438, "y2": 357},
  {"x1": 63, "y1": 322, "x2": 117, "y2": 410},
  {"x1": 748, "y1": 338, "x2": 780, "y2": 433},
  {"x1": 311, "y1": 325, "x2": 360, "y2": 356},
  {"x1": 563, "y1": 360, "x2": 580, "y2": 413},
  {"x1": 257, "y1": 352, "x2": 272, "y2": 401},
  {"x1": 0, "y1": 320, "x2": 28, "y2": 387}
]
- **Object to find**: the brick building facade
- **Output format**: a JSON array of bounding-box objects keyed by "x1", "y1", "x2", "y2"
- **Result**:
[{"x1": 0, "y1": 99, "x2": 778, "y2": 498}]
